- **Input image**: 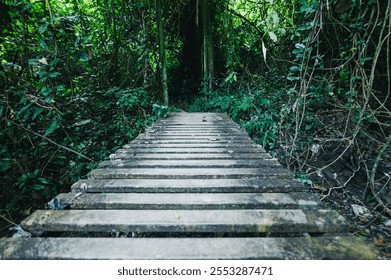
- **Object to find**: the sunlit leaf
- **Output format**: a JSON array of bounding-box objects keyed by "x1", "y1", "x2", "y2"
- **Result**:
[
  {"x1": 262, "y1": 41, "x2": 267, "y2": 63},
  {"x1": 74, "y1": 119, "x2": 92, "y2": 126},
  {"x1": 38, "y1": 57, "x2": 48, "y2": 65},
  {"x1": 268, "y1": 31, "x2": 277, "y2": 42},
  {"x1": 271, "y1": 11, "x2": 279, "y2": 26}
]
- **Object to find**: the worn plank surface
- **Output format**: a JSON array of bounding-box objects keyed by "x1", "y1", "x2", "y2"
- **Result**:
[
  {"x1": 0, "y1": 112, "x2": 381, "y2": 260},
  {"x1": 110, "y1": 153, "x2": 273, "y2": 160},
  {"x1": 98, "y1": 159, "x2": 282, "y2": 168},
  {"x1": 21, "y1": 209, "x2": 348, "y2": 233},
  {"x1": 55, "y1": 192, "x2": 321, "y2": 209},
  {"x1": 71, "y1": 178, "x2": 307, "y2": 193},
  {"x1": 87, "y1": 167, "x2": 291, "y2": 179},
  {"x1": 0, "y1": 236, "x2": 379, "y2": 260}
]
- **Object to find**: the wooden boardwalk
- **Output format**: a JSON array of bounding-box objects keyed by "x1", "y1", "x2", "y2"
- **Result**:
[{"x1": 0, "y1": 112, "x2": 380, "y2": 259}]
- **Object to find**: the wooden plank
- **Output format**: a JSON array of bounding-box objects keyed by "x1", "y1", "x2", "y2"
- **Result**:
[
  {"x1": 123, "y1": 143, "x2": 261, "y2": 149},
  {"x1": 147, "y1": 127, "x2": 244, "y2": 131},
  {"x1": 132, "y1": 139, "x2": 255, "y2": 144},
  {"x1": 0, "y1": 236, "x2": 380, "y2": 259},
  {"x1": 98, "y1": 159, "x2": 282, "y2": 169},
  {"x1": 145, "y1": 132, "x2": 246, "y2": 136},
  {"x1": 148, "y1": 126, "x2": 242, "y2": 130},
  {"x1": 55, "y1": 192, "x2": 320, "y2": 210},
  {"x1": 146, "y1": 130, "x2": 246, "y2": 134},
  {"x1": 110, "y1": 153, "x2": 273, "y2": 160},
  {"x1": 115, "y1": 147, "x2": 266, "y2": 154},
  {"x1": 87, "y1": 167, "x2": 291, "y2": 179},
  {"x1": 151, "y1": 125, "x2": 240, "y2": 129},
  {"x1": 21, "y1": 209, "x2": 348, "y2": 234},
  {"x1": 137, "y1": 135, "x2": 252, "y2": 140},
  {"x1": 71, "y1": 178, "x2": 307, "y2": 193}
]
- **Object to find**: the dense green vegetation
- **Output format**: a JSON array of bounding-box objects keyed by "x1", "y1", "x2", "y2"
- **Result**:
[{"x1": 1, "y1": 0, "x2": 390, "y2": 248}]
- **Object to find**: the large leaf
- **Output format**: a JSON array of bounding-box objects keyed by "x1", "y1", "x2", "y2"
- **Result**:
[
  {"x1": 38, "y1": 23, "x2": 48, "y2": 34},
  {"x1": 45, "y1": 119, "x2": 60, "y2": 136},
  {"x1": 268, "y1": 31, "x2": 277, "y2": 42},
  {"x1": 39, "y1": 40, "x2": 48, "y2": 51}
]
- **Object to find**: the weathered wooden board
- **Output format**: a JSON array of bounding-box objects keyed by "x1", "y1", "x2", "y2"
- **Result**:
[
  {"x1": 55, "y1": 192, "x2": 320, "y2": 209},
  {"x1": 87, "y1": 167, "x2": 291, "y2": 179},
  {"x1": 0, "y1": 236, "x2": 380, "y2": 260},
  {"x1": 71, "y1": 178, "x2": 307, "y2": 193},
  {"x1": 115, "y1": 147, "x2": 265, "y2": 154},
  {"x1": 123, "y1": 143, "x2": 261, "y2": 149},
  {"x1": 21, "y1": 209, "x2": 348, "y2": 234},
  {"x1": 110, "y1": 153, "x2": 273, "y2": 160},
  {"x1": 131, "y1": 139, "x2": 255, "y2": 144},
  {"x1": 98, "y1": 159, "x2": 282, "y2": 169},
  {"x1": 136, "y1": 135, "x2": 252, "y2": 140}
]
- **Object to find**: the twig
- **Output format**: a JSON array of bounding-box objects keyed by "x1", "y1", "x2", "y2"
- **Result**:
[
  {"x1": 5, "y1": 118, "x2": 95, "y2": 162},
  {"x1": 0, "y1": 214, "x2": 18, "y2": 227},
  {"x1": 369, "y1": 132, "x2": 391, "y2": 215}
]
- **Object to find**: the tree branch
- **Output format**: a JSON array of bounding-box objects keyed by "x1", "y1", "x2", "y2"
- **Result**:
[{"x1": 5, "y1": 118, "x2": 95, "y2": 162}]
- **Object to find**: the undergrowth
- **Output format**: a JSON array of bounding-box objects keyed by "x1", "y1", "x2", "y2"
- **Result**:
[{"x1": 0, "y1": 85, "x2": 165, "y2": 236}]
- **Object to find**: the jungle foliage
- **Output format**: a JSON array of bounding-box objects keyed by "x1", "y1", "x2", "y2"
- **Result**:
[{"x1": 1, "y1": 0, "x2": 390, "y2": 241}]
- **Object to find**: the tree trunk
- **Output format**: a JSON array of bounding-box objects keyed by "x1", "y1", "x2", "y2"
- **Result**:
[
  {"x1": 201, "y1": 0, "x2": 213, "y2": 92},
  {"x1": 156, "y1": 0, "x2": 169, "y2": 106}
]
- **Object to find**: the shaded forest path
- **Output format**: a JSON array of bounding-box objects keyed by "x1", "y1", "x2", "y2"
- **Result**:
[{"x1": 0, "y1": 113, "x2": 381, "y2": 259}]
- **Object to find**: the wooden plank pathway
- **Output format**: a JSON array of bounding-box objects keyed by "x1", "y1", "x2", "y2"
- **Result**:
[{"x1": 0, "y1": 112, "x2": 380, "y2": 259}]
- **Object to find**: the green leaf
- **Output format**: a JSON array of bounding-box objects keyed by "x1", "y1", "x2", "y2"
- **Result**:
[
  {"x1": 31, "y1": 107, "x2": 45, "y2": 120},
  {"x1": 271, "y1": 11, "x2": 279, "y2": 25},
  {"x1": 290, "y1": 66, "x2": 301, "y2": 72},
  {"x1": 38, "y1": 23, "x2": 48, "y2": 34},
  {"x1": 28, "y1": 59, "x2": 39, "y2": 66},
  {"x1": 38, "y1": 178, "x2": 49, "y2": 184},
  {"x1": 239, "y1": 100, "x2": 251, "y2": 111},
  {"x1": 359, "y1": 57, "x2": 372, "y2": 65},
  {"x1": 259, "y1": 98, "x2": 270, "y2": 106},
  {"x1": 0, "y1": 158, "x2": 12, "y2": 172},
  {"x1": 49, "y1": 72, "x2": 60, "y2": 78},
  {"x1": 287, "y1": 75, "x2": 300, "y2": 81},
  {"x1": 39, "y1": 40, "x2": 48, "y2": 51},
  {"x1": 50, "y1": 58, "x2": 60, "y2": 66},
  {"x1": 224, "y1": 71, "x2": 237, "y2": 83},
  {"x1": 340, "y1": 69, "x2": 348, "y2": 80},
  {"x1": 23, "y1": 4, "x2": 32, "y2": 11},
  {"x1": 78, "y1": 51, "x2": 89, "y2": 61},
  {"x1": 32, "y1": 184, "x2": 46, "y2": 191},
  {"x1": 45, "y1": 119, "x2": 60, "y2": 136}
]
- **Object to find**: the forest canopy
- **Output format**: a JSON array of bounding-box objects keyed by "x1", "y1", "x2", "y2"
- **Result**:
[{"x1": 1, "y1": 0, "x2": 390, "y2": 247}]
